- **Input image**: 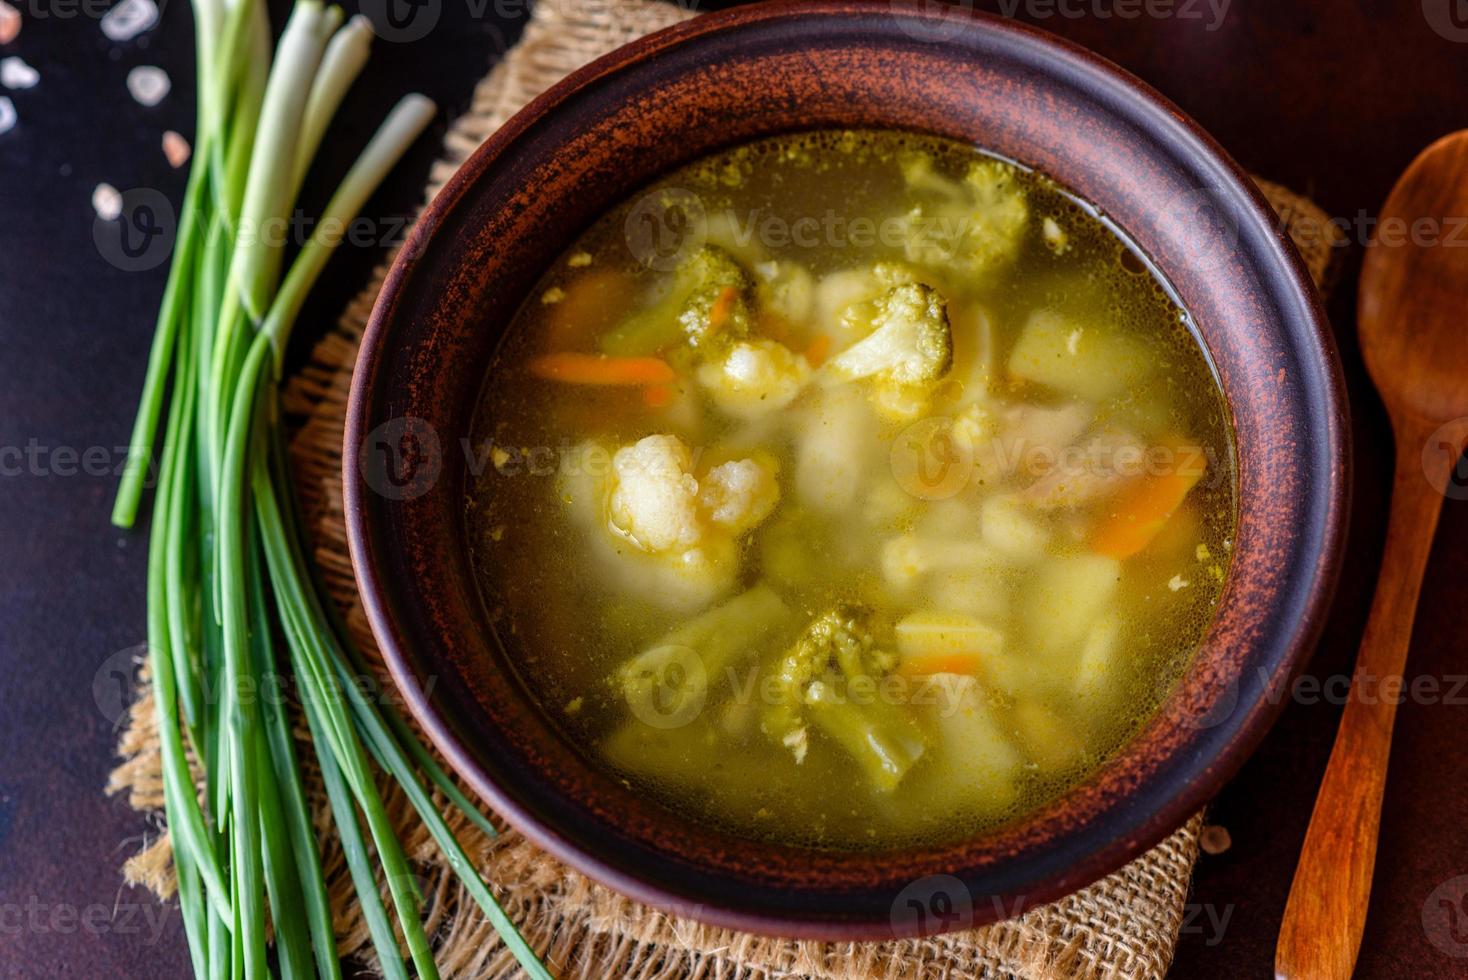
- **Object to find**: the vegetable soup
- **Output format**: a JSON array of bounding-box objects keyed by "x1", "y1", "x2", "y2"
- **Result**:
[{"x1": 467, "y1": 130, "x2": 1236, "y2": 850}]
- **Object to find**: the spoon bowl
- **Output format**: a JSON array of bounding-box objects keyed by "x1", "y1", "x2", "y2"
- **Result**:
[{"x1": 1358, "y1": 131, "x2": 1468, "y2": 425}]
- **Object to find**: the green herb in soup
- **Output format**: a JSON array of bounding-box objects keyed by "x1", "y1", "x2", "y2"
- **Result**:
[{"x1": 467, "y1": 130, "x2": 1236, "y2": 851}]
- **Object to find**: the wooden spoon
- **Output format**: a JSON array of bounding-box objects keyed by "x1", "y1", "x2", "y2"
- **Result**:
[{"x1": 1276, "y1": 131, "x2": 1468, "y2": 979}]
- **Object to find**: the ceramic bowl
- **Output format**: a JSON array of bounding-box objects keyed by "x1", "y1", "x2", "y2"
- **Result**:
[{"x1": 344, "y1": 0, "x2": 1348, "y2": 939}]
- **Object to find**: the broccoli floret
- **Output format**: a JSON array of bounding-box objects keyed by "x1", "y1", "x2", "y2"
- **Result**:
[
  {"x1": 760, "y1": 605, "x2": 922, "y2": 792},
  {"x1": 601, "y1": 245, "x2": 754, "y2": 355},
  {"x1": 824, "y1": 282, "x2": 953, "y2": 388},
  {"x1": 675, "y1": 245, "x2": 754, "y2": 348},
  {"x1": 763, "y1": 604, "x2": 881, "y2": 744},
  {"x1": 768, "y1": 605, "x2": 891, "y2": 701}
]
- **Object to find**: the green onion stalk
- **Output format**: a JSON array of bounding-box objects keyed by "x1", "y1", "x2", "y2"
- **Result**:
[{"x1": 113, "y1": 1, "x2": 553, "y2": 977}]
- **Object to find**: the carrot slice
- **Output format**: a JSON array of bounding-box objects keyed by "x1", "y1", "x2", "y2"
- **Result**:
[
  {"x1": 528, "y1": 353, "x2": 676, "y2": 386},
  {"x1": 1091, "y1": 440, "x2": 1206, "y2": 559},
  {"x1": 545, "y1": 269, "x2": 635, "y2": 348},
  {"x1": 642, "y1": 385, "x2": 674, "y2": 408},
  {"x1": 707, "y1": 285, "x2": 739, "y2": 336},
  {"x1": 804, "y1": 334, "x2": 833, "y2": 367}
]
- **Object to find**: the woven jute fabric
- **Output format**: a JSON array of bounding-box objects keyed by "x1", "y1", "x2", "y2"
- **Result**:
[{"x1": 107, "y1": 2, "x2": 1343, "y2": 977}]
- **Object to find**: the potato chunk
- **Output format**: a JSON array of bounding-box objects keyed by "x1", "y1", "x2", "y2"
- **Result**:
[
  {"x1": 1028, "y1": 552, "x2": 1122, "y2": 654},
  {"x1": 896, "y1": 611, "x2": 1005, "y2": 664},
  {"x1": 920, "y1": 673, "x2": 1023, "y2": 811},
  {"x1": 1008, "y1": 310, "x2": 1153, "y2": 401},
  {"x1": 795, "y1": 387, "x2": 873, "y2": 513},
  {"x1": 980, "y1": 495, "x2": 1049, "y2": 562}
]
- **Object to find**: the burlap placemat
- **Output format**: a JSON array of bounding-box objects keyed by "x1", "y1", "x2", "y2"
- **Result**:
[{"x1": 108, "y1": 1, "x2": 1343, "y2": 977}]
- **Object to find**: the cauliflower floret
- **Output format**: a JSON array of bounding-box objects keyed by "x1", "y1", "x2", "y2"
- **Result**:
[
  {"x1": 560, "y1": 434, "x2": 792, "y2": 607},
  {"x1": 608, "y1": 435, "x2": 703, "y2": 552},
  {"x1": 897, "y1": 156, "x2": 1030, "y2": 281},
  {"x1": 699, "y1": 458, "x2": 780, "y2": 535},
  {"x1": 824, "y1": 283, "x2": 952, "y2": 387},
  {"x1": 815, "y1": 268, "x2": 882, "y2": 334},
  {"x1": 753, "y1": 260, "x2": 816, "y2": 326},
  {"x1": 696, "y1": 339, "x2": 811, "y2": 419},
  {"x1": 593, "y1": 435, "x2": 782, "y2": 607},
  {"x1": 559, "y1": 440, "x2": 739, "y2": 611},
  {"x1": 822, "y1": 282, "x2": 953, "y2": 420},
  {"x1": 814, "y1": 262, "x2": 924, "y2": 335},
  {"x1": 899, "y1": 151, "x2": 963, "y2": 199},
  {"x1": 609, "y1": 434, "x2": 782, "y2": 551}
]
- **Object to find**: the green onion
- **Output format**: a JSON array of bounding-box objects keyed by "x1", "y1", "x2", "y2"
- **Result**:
[{"x1": 114, "y1": 2, "x2": 555, "y2": 977}]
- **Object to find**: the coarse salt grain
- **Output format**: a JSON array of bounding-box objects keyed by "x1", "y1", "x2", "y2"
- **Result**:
[
  {"x1": 100, "y1": 0, "x2": 158, "y2": 42},
  {"x1": 93, "y1": 183, "x2": 123, "y2": 221},
  {"x1": 0, "y1": 2, "x2": 19, "y2": 46},
  {"x1": 0, "y1": 96, "x2": 14, "y2": 135},
  {"x1": 162, "y1": 129, "x2": 190, "y2": 168},
  {"x1": 0, "y1": 56, "x2": 38, "y2": 90},
  {"x1": 126, "y1": 65, "x2": 169, "y2": 107}
]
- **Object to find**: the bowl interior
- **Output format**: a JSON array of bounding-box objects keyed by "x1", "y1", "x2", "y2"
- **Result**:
[{"x1": 345, "y1": 0, "x2": 1345, "y2": 938}]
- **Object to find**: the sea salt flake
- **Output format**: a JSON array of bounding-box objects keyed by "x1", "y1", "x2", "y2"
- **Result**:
[
  {"x1": 162, "y1": 129, "x2": 190, "y2": 168},
  {"x1": 781, "y1": 726, "x2": 809, "y2": 764},
  {"x1": 101, "y1": 0, "x2": 159, "y2": 42},
  {"x1": 0, "y1": 56, "x2": 39, "y2": 90},
  {"x1": 0, "y1": 96, "x2": 14, "y2": 135},
  {"x1": 93, "y1": 182, "x2": 122, "y2": 221},
  {"x1": 126, "y1": 65, "x2": 169, "y2": 106},
  {"x1": 0, "y1": 2, "x2": 19, "y2": 46}
]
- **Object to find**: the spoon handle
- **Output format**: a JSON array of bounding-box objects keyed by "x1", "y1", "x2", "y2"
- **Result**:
[{"x1": 1275, "y1": 413, "x2": 1458, "y2": 979}]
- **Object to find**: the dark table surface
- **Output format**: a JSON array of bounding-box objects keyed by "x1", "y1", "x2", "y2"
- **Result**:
[{"x1": 3, "y1": 1, "x2": 1466, "y2": 977}]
